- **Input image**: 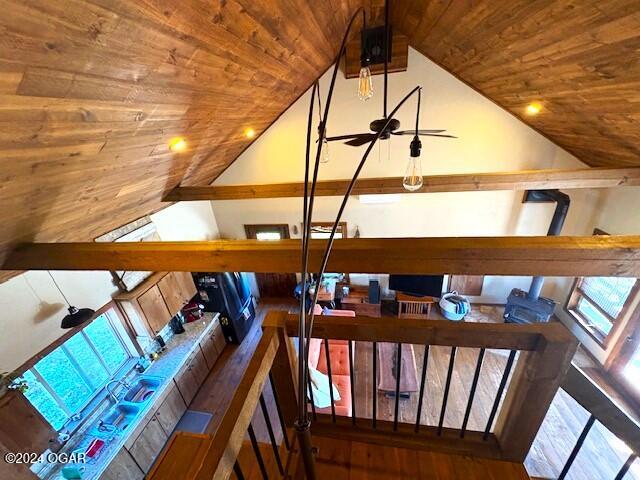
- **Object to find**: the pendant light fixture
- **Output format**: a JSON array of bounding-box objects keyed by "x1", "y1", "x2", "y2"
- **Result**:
[
  {"x1": 48, "y1": 272, "x2": 95, "y2": 329},
  {"x1": 357, "y1": 15, "x2": 373, "y2": 101},
  {"x1": 403, "y1": 88, "x2": 424, "y2": 191}
]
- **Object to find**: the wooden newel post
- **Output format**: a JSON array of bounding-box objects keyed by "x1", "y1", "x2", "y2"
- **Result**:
[
  {"x1": 263, "y1": 310, "x2": 300, "y2": 428},
  {"x1": 494, "y1": 323, "x2": 578, "y2": 462}
]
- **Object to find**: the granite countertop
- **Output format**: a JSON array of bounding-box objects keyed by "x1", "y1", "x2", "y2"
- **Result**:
[{"x1": 41, "y1": 313, "x2": 219, "y2": 480}]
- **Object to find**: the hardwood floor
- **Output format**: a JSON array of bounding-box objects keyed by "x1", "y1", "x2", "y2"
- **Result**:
[
  {"x1": 312, "y1": 434, "x2": 530, "y2": 479},
  {"x1": 191, "y1": 299, "x2": 640, "y2": 480}
]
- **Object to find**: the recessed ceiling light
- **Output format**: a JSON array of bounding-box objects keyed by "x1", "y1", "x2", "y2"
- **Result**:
[
  {"x1": 244, "y1": 128, "x2": 256, "y2": 139},
  {"x1": 526, "y1": 102, "x2": 542, "y2": 115},
  {"x1": 168, "y1": 137, "x2": 187, "y2": 152}
]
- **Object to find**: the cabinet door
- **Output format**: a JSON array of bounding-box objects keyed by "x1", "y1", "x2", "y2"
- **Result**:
[
  {"x1": 174, "y1": 271, "x2": 197, "y2": 304},
  {"x1": 212, "y1": 324, "x2": 227, "y2": 357},
  {"x1": 101, "y1": 448, "x2": 144, "y2": 480},
  {"x1": 137, "y1": 286, "x2": 172, "y2": 334},
  {"x1": 189, "y1": 348, "x2": 209, "y2": 386},
  {"x1": 156, "y1": 384, "x2": 187, "y2": 434},
  {"x1": 174, "y1": 366, "x2": 199, "y2": 406},
  {"x1": 199, "y1": 331, "x2": 220, "y2": 369},
  {"x1": 128, "y1": 414, "x2": 168, "y2": 473},
  {"x1": 157, "y1": 273, "x2": 184, "y2": 316}
]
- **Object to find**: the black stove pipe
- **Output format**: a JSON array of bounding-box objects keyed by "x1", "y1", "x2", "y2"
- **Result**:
[{"x1": 524, "y1": 189, "x2": 571, "y2": 300}]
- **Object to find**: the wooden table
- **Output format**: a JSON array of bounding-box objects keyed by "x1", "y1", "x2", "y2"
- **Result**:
[
  {"x1": 396, "y1": 292, "x2": 437, "y2": 320},
  {"x1": 377, "y1": 343, "x2": 419, "y2": 397},
  {"x1": 338, "y1": 284, "x2": 381, "y2": 317}
]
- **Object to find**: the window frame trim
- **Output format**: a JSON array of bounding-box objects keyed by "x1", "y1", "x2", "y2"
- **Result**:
[{"x1": 565, "y1": 276, "x2": 640, "y2": 348}]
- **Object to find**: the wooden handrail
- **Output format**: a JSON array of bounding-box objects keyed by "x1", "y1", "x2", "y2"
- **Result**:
[
  {"x1": 561, "y1": 364, "x2": 640, "y2": 455},
  {"x1": 148, "y1": 328, "x2": 280, "y2": 480},
  {"x1": 276, "y1": 312, "x2": 572, "y2": 351},
  {"x1": 4, "y1": 235, "x2": 640, "y2": 276}
]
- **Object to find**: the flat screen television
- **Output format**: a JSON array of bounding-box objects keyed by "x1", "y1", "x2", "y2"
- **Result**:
[{"x1": 388, "y1": 274, "x2": 444, "y2": 297}]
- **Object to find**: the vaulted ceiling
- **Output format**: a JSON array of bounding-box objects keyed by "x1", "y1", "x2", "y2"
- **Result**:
[{"x1": 0, "y1": 0, "x2": 639, "y2": 280}]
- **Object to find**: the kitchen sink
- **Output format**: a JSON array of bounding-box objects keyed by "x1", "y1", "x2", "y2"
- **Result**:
[
  {"x1": 123, "y1": 376, "x2": 162, "y2": 404},
  {"x1": 100, "y1": 403, "x2": 140, "y2": 431}
]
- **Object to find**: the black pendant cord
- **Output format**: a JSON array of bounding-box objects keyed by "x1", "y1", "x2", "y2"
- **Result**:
[
  {"x1": 298, "y1": 7, "x2": 366, "y2": 430},
  {"x1": 415, "y1": 88, "x2": 421, "y2": 135},
  {"x1": 383, "y1": 0, "x2": 389, "y2": 118},
  {"x1": 297, "y1": 80, "x2": 319, "y2": 425},
  {"x1": 47, "y1": 270, "x2": 71, "y2": 307},
  {"x1": 304, "y1": 85, "x2": 422, "y2": 357}
]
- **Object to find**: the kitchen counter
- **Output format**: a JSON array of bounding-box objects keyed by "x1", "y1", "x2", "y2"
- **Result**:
[{"x1": 39, "y1": 313, "x2": 219, "y2": 480}]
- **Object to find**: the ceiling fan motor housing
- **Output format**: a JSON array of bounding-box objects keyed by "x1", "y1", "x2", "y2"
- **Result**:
[{"x1": 369, "y1": 118, "x2": 400, "y2": 139}]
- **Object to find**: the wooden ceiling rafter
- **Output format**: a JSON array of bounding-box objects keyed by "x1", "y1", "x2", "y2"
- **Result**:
[{"x1": 164, "y1": 166, "x2": 640, "y2": 201}]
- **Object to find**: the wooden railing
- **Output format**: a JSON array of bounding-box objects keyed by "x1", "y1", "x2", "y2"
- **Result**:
[
  {"x1": 148, "y1": 311, "x2": 640, "y2": 479},
  {"x1": 548, "y1": 364, "x2": 640, "y2": 479},
  {"x1": 148, "y1": 326, "x2": 296, "y2": 480}
]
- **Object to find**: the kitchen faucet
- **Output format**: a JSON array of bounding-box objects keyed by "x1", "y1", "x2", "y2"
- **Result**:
[{"x1": 105, "y1": 379, "x2": 131, "y2": 403}]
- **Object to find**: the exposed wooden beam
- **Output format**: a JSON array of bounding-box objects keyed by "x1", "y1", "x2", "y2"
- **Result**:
[
  {"x1": 164, "y1": 167, "x2": 640, "y2": 201},
  {"x1": 4, "y1": 236, "x2": 640, "y2": 276}
]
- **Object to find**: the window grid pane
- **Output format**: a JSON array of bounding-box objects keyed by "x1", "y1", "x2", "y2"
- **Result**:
[
  {"x1": 21, "y1": 370, "x2": 69, "y2": 431},
  {"x1": 83, "y1": 314, "x2": 129, "y2": 373},
  {"x1": 580, "y1": 277, "x2": 636, "y2": 319},
  {"x1": 576, "y1": 297, "x2": 613, "y2": 335}
]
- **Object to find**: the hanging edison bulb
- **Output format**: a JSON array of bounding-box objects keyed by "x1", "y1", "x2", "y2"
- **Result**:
[
  {"x1": 403, "y1": 136, "x2": 423, "y2": 191},
  {"x1": 320, "y1": 133, "x2": 330, "y2": 164},
  {"x1": 358, "y1": 53, "x2": 373, "y2": 101}
]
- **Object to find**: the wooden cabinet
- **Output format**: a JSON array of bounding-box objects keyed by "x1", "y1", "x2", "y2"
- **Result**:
[
  {"x1": 0, "y1": 391, "x2": 54, "y2": 454},
  {"x1": 155, "y1": 384, "x2": 186, "y2": 434},
  {"x1": 199, "y1": 322, "x2": 226, "y2": 369},
  {"x1": 128, "y1": 413, "x2": 168, "y2": 473},
  {"x1": 174, "y1": 347, "x2": 209, "y2": 405},
  {"x1": 101, "y1": 448, "x2": 144, "y2": 480},
  {"x1": 115, "y1": 272, "x2": 197, "y2": 337},
  {"x1": 137, "y1": 285, "x2": 172, "y2": 333}
]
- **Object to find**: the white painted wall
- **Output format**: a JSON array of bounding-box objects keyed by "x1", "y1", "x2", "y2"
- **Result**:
[
  {"x1": 0, "y1": 202, "x2": 220, "y2": 372},
  {"x1": 210, "y1": 48, "x2": 603, "y2": 303}
]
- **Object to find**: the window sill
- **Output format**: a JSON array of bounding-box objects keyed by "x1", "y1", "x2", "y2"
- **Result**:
[{"x1": 565, "y1": 308, "x2": 609, "y2": 348}]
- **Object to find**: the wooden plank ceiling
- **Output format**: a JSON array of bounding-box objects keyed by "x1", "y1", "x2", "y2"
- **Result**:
[
  {"x1": 1, "y1": 0, "x2": 639, "y2": 281},
  {"x1": 392, "y1": 0, "x2": 640, "y2": 167},
  {"x1": 0, "y1": 0, "x2": 359, "y2": 280}
]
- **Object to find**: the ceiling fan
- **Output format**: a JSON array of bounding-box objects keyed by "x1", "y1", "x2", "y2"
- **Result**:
[{"x1": 325, "y1": 0, "x2": 455, "y2": 147}]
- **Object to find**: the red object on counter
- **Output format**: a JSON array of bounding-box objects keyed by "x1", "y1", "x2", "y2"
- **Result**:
[
  {"x1": 85, "y1": 438, "x2": 105, "y2": 458},
  {"x1": 182, "y1": 301, "x2": 204, "y2": 323}
]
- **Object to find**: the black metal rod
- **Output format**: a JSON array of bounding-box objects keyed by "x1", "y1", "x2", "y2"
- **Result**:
[
  {"x1": 483, "y1": 349, "x2": 517, "y2": 440},
  {"x1": 247, "y1": 423, "x2": 269, "y2": 480},
  {"x1": 415, "y1": 344, "x2": 430, "y2": 433},
  {"x1": 233, "y1": 460, "x2": 245, "y2": 480},
  {"x1": 295, "y1": 421, "x2": 317, "y2": 480},
  {"x1": 306, "y1": 370, "x2": 317, "y2": 421},
  {"x1": 324, "y1": 339, "x2": 336, "y2": 422},
  {"x1": 437, "y1": 346, "x2": 457, "y2": 436},
  {"x1": 393, "y1": 343, "x2": 402, "y2": 431},
  {"x1": 383, "y1": 0, "x2": 389, "y2": 117},
  {"x1": 460, "y1": 348, "x2": 486, "y2": 438},
  {"x1": 558, "y1": 414, "x2": 596, "y2": 480},
  {"x1": 348, "y1": 340, "x2": 356, "y2": 425},
  {"x1": 268, "y1": 372, "x2": 290, "y2": 451},
  {"x1": 372, "y1": 341, "x2": 378, "y2": 429},
  {"x1": 614, "y1": 453, "x2": 637, "y2": 480},
  {"x1": 259, "y1": 394, "x2": 284, "y2": 476}
]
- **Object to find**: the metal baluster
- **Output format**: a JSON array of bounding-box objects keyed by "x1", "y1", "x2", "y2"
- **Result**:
[
  {"x1": 259, "y1": 394, "x2": 284, "y2": 475},
  {"x1": 437, "y1": 346, "x2": 457, "y2": 436},
  {"x1": 233, "y1": 461, "x2": 245, "y2": 480},
  {"x1": 558, "y1": 415, "x2": 596, "y2": 480},
  {"x1": 614, "y1": 453, "x2": 637, "y2": 480},
  {"x1": 460, "y1": 348, "x2": 486, "y2": 438},
  {"x1": 372, "y1": 341, "x2": 378, "y2": 429},
  {"x1": 268, "y1": 372, "x2": 291, "y2": 451},
  {"x1": 348, "y1": 340, "x2": 356, "y2": 425},
  {"x1": 307, "y1": 370, "x2": 317, "y2": 421},
  {"x1": 247, "y1": 423, "x2": 269, "y2": 480},
  {"x1": 393, "y1": 342, "x2": 402, "y2": 431},
  {"x1": 415, "y1": 344, "x2": 430, "y2": 433},
  {"x1": 324, "y1": 339, "x2": 336, "y2": 422},
  {"x1": 483, "y1": 349, "x2": 517, "y2": 440}
]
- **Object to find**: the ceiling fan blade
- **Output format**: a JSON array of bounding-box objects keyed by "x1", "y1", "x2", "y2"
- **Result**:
[
  {"x1": 325, "y1": 133, "x2": 372, "y2": 142},
  {"x1": 420, "y1": 133, "x2": 457, "y2": 138},
  {"x1": 344, "y1": 134, "x2": 377, "y2": 146},
  {"x1": 391, "y1": 129, "x2": 447, "y2": 135}
]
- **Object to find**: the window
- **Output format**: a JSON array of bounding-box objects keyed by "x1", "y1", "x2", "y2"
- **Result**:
[
  {"x1": 309, "y1": 222, "x2": 348, "y2": 240},
  {"x1": 20, "y1": 310, "x2": 133, "y2": 430},
  {"x1": 566, "y1": 276, "x2": 639, "y2": 346}
]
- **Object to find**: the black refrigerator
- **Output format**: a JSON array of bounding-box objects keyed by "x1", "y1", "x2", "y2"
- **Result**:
[{"x1": 194, "y1": 272, "x2": 256, "y2": 344}]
